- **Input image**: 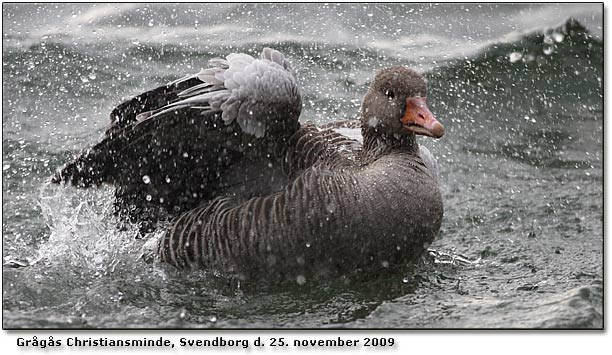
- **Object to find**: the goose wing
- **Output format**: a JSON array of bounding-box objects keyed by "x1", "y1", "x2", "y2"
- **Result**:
[{"x1": 51, "y1": 48, "x2": 302, "y2": 223}]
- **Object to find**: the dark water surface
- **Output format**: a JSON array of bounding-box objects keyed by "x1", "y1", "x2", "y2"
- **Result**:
[{"x1": 2, "y1": 3, "x2": 603, "y2": 328}]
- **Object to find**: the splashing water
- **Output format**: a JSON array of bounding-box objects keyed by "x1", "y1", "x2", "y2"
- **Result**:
[{"x1": 37, "y1": 183, "x2": 162, "y2": 276}]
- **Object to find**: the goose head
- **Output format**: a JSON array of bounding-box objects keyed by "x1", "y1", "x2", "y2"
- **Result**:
[{"x1": 360, "y1": 67, "x2": 444, "y2": 151}]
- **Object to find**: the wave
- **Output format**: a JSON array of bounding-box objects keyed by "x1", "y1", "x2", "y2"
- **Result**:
[
  {"x1": 425, "y1": 18, "x2": 602, "y2": 170},
  {"x1": 428, "y1": 18, "x2": 602, "y2": 112}
]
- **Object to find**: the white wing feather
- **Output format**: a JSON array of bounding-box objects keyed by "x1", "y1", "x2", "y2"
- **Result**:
[{"x1": 143, "y1": 48, "x2": 300, "y2": 138}]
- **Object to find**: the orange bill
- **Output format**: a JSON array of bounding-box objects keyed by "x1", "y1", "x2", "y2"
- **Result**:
[{"x1": 401, "y1": 97, "x2": 444, "y2": 138}]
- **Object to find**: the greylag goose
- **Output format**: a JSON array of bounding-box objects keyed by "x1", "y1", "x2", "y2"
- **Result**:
[{"x1": 52, "y1": 48, "x2": 444, "y2": 279}]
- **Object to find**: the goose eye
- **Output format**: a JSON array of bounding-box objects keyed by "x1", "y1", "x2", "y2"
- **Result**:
[{"x1": 384, "y1": 89, "x2": 395, "y2": 100}]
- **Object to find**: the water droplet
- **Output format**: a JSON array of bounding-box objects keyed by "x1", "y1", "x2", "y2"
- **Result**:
[
  {"x1": 179, "y1": 308, "x2": 187, "y2": 319},
  {"x1": 145, "y1": 194, "x2": 152, "y2": 201},
  {"x1": 552, "y1": 32, "x2": 564, "y2": 43},
  {"x1": 381, "y1": 260, "x2": 389, "y2": 268},
  {"x1": 543, "y1": 47, "x2": 554, "y2": 55},
  {"x1": 305, "y1": 243, "x2": 311, "y2": 248},
  {"x1": 508, "y1": 52, "x2": 523, "y2": 63},
  {"x1": 296, "y1": 275, "x2": 306, "y2": 285},
  {"x1": 165, "y1": 176, "x2": 171, "y2": 183},
  {"x1": 543, "y1": 34, "x2": 554, "y2": 45},
  {"x1": 142, "y1": 175, "x2": 151, "y2": 184},
  {"x1": 402, "y1": 277, "x2": 410, "y2": 284},
  {"x1": 209, "y1": 315, "x2": 217, "y2": 323}
]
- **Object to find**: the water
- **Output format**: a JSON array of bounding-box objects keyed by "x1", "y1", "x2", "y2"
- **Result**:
[{"x1": 2, "y1": 3, "x2": 603, "y2": 328}]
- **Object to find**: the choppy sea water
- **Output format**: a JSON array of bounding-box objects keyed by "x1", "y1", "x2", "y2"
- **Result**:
[{"x1": 2, "y1": 3, "x2": 603, "y2": 328}]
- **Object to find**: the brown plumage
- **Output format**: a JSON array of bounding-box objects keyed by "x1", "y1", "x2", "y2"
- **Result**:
[{"x1": 51, "y1": 49, "x2": 444, "y2": 280}]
